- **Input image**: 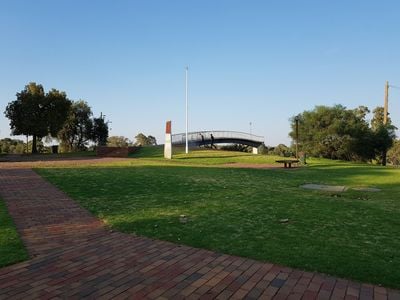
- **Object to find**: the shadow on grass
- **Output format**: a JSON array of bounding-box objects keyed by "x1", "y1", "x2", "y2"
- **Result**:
[{"x1": 174, "y1": 154, "x2": 248, "y2": 160}]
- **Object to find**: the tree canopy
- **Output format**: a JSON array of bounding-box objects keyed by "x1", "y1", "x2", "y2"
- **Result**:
[
  {"x1": 134, "y1": 133, "x2": 157, "y2": 146},
  {"x1": 289, "y1": 105, "x2": 396, "y2": 163},
  {"x1": 58, "y1": 101, "x2": 110, "y2": 151},
  {"x1": 4, "y1": 82, "x2": 71, "y2": 153},
  {"x1": 107, "y1": 136, "x2": 132, "y2": 147},
  {"x1": 58, "y1": 101, "x2": 93, "y2": 151},
  {"x1": 92, "y1": 117, "x2": 109, "y2": 146},
  {"x1": 388, "y1": 140, "x2": 400, "y2": 165},
  {"x1": 0, "y1": 138, "x2": 25, "y2": 154}
]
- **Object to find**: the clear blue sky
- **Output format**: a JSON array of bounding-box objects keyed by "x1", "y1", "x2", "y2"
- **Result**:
[{"x1": 1, "y1": 0, "x2": 399, "y2": 146}]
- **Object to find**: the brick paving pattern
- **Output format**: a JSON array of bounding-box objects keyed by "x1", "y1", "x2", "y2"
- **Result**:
[{"x1": 0, "y1": 168, "x2": 399, "y2": 299}]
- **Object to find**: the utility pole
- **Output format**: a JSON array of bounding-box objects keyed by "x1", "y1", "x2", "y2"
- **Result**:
[
  {"x1": 384, "y1": 81, "x2": 389, "y2": 125},
  {"x1": 382, "y1": 81, "x2": 390, "y2": 166},
  {"x1": 294, "y1": 116, "x2": 299, "y2": 159},
  {"x1": 185, "y1": 66, "x2": 189, "y2": 154}
]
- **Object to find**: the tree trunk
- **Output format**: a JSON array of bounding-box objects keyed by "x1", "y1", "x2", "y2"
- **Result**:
[
  {"x1": 382, "y1": 150, "x2": 387, "y2": 166},
  {"x1": 32, "y1": 135, "x2": 38, "y2": 154}
]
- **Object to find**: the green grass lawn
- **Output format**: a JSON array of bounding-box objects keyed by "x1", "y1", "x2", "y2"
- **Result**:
[
  {"x1": 131, "y1": 145, "x2": 282, "y2": 165},
  {"x1": 0, "y1": 198, "x2": 28, "y2": 267},
  {"x1": 37, "y1": 149, "x2": 400, "y2": 288}
]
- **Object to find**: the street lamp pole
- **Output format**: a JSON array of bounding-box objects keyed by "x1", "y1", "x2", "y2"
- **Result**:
[
  {"x1": 294, "y1": 116, "x2": 299, "y2": 158},
  {"x1": 185, "y1": 66, "x2": 189, "y2": 154}
]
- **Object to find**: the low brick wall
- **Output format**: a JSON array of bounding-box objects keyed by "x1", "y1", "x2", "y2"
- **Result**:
[{"x1": 96, "y1": 146, "x2": 138, "y2": 157}]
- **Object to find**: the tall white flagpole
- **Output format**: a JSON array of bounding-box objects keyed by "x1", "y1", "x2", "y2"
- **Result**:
[{"x1": 185, "y1": 66, "x2": 189, "y2": 154}]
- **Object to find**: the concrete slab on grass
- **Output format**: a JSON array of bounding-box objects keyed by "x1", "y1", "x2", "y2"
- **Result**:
[{"x1": 300, "y1": 184, "x2": 347, "y2": 192}]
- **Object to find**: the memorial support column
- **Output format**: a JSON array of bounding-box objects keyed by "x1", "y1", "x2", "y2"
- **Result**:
[{"x1": 164, "y1": 121, "x2": 172, "y2": 159}]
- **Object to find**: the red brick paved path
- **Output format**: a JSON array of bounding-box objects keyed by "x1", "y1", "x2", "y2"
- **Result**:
[{"x1": 0, "y1": 169, "x2": 399, "y2": 300}]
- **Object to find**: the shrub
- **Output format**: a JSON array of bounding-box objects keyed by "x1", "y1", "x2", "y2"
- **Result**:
[{"x1": 388, "y1": 140, "x2": 400, "y2": 165}]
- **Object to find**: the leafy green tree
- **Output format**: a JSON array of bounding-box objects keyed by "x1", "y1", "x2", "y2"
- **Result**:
[
  {"x1": 4, "y1": 82, "x2": 71, "y2": 153},
  {"x1": 388, "y1": 140, "x2": 400, "y2": 165},
  {"x1": 271, "y1": 144, "x2": 290, "y2": 157},
  {"x1": 371, "y1": 107, "x2": 388, "y2": 130},
  {"x1": 27, "y1": 138, "x2": 47, "y2": 154},
  {"x1": 92, "y1": 117, "x2": 109, "y2": 146},
  {"x1": 46, "y1": 89, "x2": 73, "y2": 136},
  {"x1": 372, "y1": 124, "x2": 396, "y2": 165},
  {"x1": 258, "y1": 143, "x2": 268, "y2": 154},
  {"x1": 134, "y1": 133, "x2": 157, "y2": 146},
  {"x1": 107, "y1": 136, "x2": 131, "y2": 147},
  {"x1": 58, "y1": 100, "x2": 93, "y2": 151},
  {"x1": 353, "y1": 105, "x2": 370, "y2": 120},
  {"x1": 0, "y1": 138, "x2": 25, "y2": 154},
  {"x1": 147, "y1": 135, "x2": 157, "y2": 145},
  {"x1": 289, "y1": 105, "x2": 374, "y2": 161},
  {"x1": 370, "y1": 107, "x2": 396, "y2": 165},
  {"x1": 289, "y1": 104, "x2": 397, "y2": 163}
]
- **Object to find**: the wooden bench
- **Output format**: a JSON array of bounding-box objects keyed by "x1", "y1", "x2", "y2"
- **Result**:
[{"x1": 275, "y1": 159, "x2": 299, "y2": 168}]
